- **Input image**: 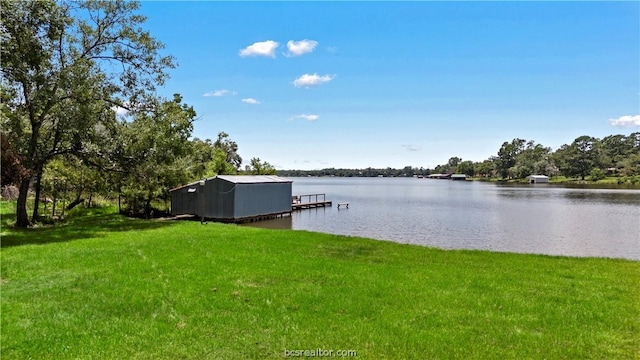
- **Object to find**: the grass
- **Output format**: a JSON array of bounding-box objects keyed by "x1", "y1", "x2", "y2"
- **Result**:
[{"x1": 1, "y1": 202, "x2": 639, "y2": 359}]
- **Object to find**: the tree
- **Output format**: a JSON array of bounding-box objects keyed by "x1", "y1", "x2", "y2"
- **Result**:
[
  {"x1": 561, "y1": 136, "x2": 602, "y2": 180},
  {"x1": 495, "y1": 138, "x2": 526, "y2": 179},
  {"x1": 512, "y1": 141, "x2": 551, "y2": 178},
  {"x1": 1, "y1": 0, "x2": 174, "y2": 227},
  {"x1": 206, "y1": 148, "x2": 237, "y2": 176},
  {"x1": 600, "y1": 134, "x2": 636, "y2": 170},
  {"x1": 40, "y1": 156, "x2": 108, "y2": 210},
  {"x1": 447, "y1": 157, "x2": 462, "y2": 173},
  {"x1": 456, "y1": 160, "x2": 475, "y2": 177},
  {"x1": 119, "y1": 95, "x2": 196, "y2": 218},
  {"x1": 620, "y1": 153, "x2": 640, "y2": 177},
  {"x1": 551, "y1": 144, "x2": 571, "y2": 176},
  {"x1": 189, "y1": 138, "x2": 216, "y2": 178},
  {"x1": 475, "y1": 158, "x2": 495, "y2": 178},
  {"x1": 40, "y1": 158, "x2": 70, "y2": 218},
  {"x1": 214, "y1": 132, "x2": 243, "y2": 171},
  {"x1": 193, "y1": 132, "x2": 245, "y2": 177},
  {"x1": 246, "y1": 157, "x2": 276, "y2": 175}
]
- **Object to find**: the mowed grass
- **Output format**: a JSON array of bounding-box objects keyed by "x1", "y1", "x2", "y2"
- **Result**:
[{"x1": 1, "y1": 203, "x2": 639, "y2": 359}]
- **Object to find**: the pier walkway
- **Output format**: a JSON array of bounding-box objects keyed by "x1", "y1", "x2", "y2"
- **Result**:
[{"x1": 292, "y1": 193, "x2": 332, "y2": 210}]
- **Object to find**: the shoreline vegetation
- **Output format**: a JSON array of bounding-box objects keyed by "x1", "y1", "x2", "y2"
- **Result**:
[
  {"x1": 472, "y1": 175, "x2": 640, "y2": 188},
  {"x1": 1, "y1": 203, "x2": 639, "y2": 359},
  {"x1": 275, "y1": 172, "x2": 640, "y2": 189},
  {"x1": 276, "y1": 134, "x2": 640, "y2": 189}
]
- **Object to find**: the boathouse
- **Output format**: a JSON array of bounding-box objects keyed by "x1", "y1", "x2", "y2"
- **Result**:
[
  {"x1": 528, "y1": 175, "x2": 550, "y2": 184},
  {"x1": 428, "y1": 173, "x2": 451, "y2": 179},
  {"x1": 170, "y1": 175, "x2": 292, "y2": 222},
  {"x1": 451, "y1": 174, "x2": 468, "y2": 181}
]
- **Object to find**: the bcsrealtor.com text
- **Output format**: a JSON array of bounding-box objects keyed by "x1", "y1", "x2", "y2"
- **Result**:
[{"x1": 284, "y1": 348, "x2": 357, "y2": 357}]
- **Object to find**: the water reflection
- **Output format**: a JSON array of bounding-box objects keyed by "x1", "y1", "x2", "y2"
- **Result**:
[
  {"x1": 495, "y1": 184, "x2": 640, "y2": 205},
  {"x1": 244, "y1": 216, "x2": 292, "y2": 230},
  {"x1": 245, "y1": 178, "x2": 640, "y2": 260}
]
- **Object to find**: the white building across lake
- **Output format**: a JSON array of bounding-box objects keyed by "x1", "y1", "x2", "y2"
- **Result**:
[
  {"x1": 451, "y1": 174, "x2": 468, "y2": 181},
  {"x1": 528, "y1": 175, "x2": 550, "y2": 184}
]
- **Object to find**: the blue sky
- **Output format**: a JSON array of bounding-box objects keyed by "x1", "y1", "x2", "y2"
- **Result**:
[{"x1": 138, "y1": 1, "x2": 639, "y2": 170}]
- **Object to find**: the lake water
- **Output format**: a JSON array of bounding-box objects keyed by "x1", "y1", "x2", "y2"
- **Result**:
[{"x1": 246, "y1": 177, "x2": 640, "y2": 260}]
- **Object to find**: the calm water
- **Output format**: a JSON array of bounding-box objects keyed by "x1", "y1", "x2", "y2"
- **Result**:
[{"x1": 246, "y1": 177, "x2": 640, "y2": 260}]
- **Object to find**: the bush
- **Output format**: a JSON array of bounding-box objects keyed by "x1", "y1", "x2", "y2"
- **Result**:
[
  {"x1": 617, "y1": 176, "x2": 640, "y2": 185},
  {"x1": 589, "y1": 168, "x2": 606, "y2": 182}
]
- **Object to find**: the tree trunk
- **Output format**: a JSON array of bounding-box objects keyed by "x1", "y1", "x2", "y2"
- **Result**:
[
  {"x1": 31, "y1": 169, "x2": 43, "y2": 222},
  {"x1": 61, "y1": 189, "x2": 67, "y2": 217},
  {"x1": 144, "y1": 197, "x2": 152, "y2": 219},
  {"x1": 16, "y1": 177, "x2": 31, "y2": 227},
  {"x1": 66, "y1": 198, "x2": 84, "y2": 211}
]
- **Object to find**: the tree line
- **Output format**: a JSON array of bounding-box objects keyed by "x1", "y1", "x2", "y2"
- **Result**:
[
  {"x1": 433, "y1": 134, "x2": 640, "y2": 181},
  {"x1": 278, "y1": 133, "x2": 640, "y2": 181},
  {"x1": 0, "y1": 0, "x2": 274, "y2": 227},
  {"x1": 2, "y1": 1, "x2": 638, "y2": 228}
]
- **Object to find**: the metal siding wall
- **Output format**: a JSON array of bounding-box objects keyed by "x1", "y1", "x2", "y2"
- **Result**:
[
  {"x1": 186, "y1": 190, "x2": 197, "y2": 215},
  {"x1": 203, "y1": 178, "x2": 235, "y2": 219},
  {"x1": 205, "y1": 180, "x2": 219, "y2": 218},
  {"x1": 171, "y1": 187, "x2": 199, "y2": 216},
  {"x1": 233, "y1": 182, "x2": 292, "y2": 218},
  {"x1": 174, "y1": 178, "x2": 292, "y2": 220},
  {"x1": 171, "y1": 192, "x2": 178, "y2": 215},
  {"x1": 220, "y1": 179, "x2": 235, "y2": 219}
]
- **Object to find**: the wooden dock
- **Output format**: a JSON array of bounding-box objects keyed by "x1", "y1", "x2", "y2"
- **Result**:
[{"x1": 292, "y1": 193, "x2": 332, "y2": 210}]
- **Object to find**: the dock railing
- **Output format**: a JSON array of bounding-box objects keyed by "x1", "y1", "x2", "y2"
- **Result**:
[
  {"x1": 292, "y1": 193, "x2": 331, "y2": 210},
  {"x1": 295, "y1": 193, "x2": 326, "y2": 204}
]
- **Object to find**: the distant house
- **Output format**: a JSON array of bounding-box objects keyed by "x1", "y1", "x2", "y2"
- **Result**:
[
  {"x1": 170, "y1": 175, "x2": 292, "y2": 222},
  {"x1": 451, "y1": 174, "x2": 468, "y2": 181},
  {"x1": 528, "y1": 175, "x2": 550, "y2": 184}
]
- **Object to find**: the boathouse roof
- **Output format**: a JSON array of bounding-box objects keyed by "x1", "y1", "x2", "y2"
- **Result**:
[
  {"x1": 216, "y1": 175, "x2": 292, "y2": 184},
  {"x1": 170, "y1": 175, "x2": 291, "y2": 192}
]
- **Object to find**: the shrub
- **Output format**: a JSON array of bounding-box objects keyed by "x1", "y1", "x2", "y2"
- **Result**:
[{"x1": 589, "y1": 168, "x2": 606, "y2": 182}]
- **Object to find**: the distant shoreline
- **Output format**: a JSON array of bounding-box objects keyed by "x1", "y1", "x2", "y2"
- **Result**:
[
  {"x1": 281, "y1": 174, "x2": 640, "y2": 190},
  {"x1": 470, "y1": 176, "x2": 640, "y2": 190}
]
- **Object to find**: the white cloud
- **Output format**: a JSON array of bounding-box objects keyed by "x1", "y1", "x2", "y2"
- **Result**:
[
  {"x1": 239, "y1": 40, "x2": 279, "y2": 58},
  {"x1": 242, "y1": 98, "x2": 260, "y2": 105},
  {"x1": 292, "y1": 114, "x2": 319, "y2": 121},
  {"x1": 609, "y1": 115, "x2": 640, "y2": 127},
  {"x1": 402, "y1": 144, "x2": 422, "y2": 152},
  {"x1": 285, "y1": 39, "x2": 318, "y2": 56},
  {"x1": 204, "y1": 89, "x2": 236, "y2": 97},
  {"x1": 326, "y1": 46, "x2": 338, "y2": 53},
  {"x1": 293, "y1": 73, "x2": 335, "y2": 88}
]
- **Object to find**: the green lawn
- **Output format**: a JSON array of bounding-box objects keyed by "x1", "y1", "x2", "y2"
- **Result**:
[{"x1": 1, "y1": 203, "x2": 639, "y2": 359}]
